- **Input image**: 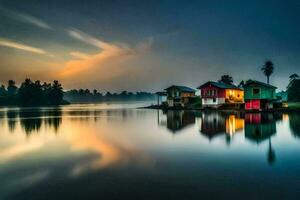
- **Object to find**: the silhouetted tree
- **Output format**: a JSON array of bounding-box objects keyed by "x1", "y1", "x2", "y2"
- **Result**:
[
  {"x1": 7, "y1": 80, "x2": 18, "y2": 95},
  {"x1": 85, "y1": 89, "x2": 91, "y2": 95},
  {"x1": 289, "y1": 73, "x2": 299, "y2": 82},
  {"x1": 238, "y1": 80, "x2": 245, "y2": 88},
  {"x1": 18, "y1": 79, "x2": 41, "y2": 106},
  {"x1": 93, "y1": 89, "x2": 98, "y2": 95},
  {"x1": 0, "y1": 85, "x2": 7, "y2": 96},
  {"x1": 287, "y1": 79, "x2": 300, "y2": 102},
  {"x1": 79, "y1": 89, "x2": 85, "y2": 95},
  {"x1": 106, "y1": 92, "x2": 112, "y2": 97},
  {"x1": 218, "y1": 75, "x2": 233, "y2": 85},
  {"x1": 48, "y1": 80, "x2": 63, "y2": 105},
  {"x1": 261, "y1": 60, "x2": 274, "y2": 84}
]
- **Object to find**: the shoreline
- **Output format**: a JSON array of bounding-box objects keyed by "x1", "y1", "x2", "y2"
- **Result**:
[{"x1": 141, "y1": 104, "x2": 300, "y2": 113}]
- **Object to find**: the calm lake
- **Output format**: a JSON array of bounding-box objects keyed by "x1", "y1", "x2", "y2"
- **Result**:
[{"x1": 1, "y1": 103, "x2": 300, "y2": 199}]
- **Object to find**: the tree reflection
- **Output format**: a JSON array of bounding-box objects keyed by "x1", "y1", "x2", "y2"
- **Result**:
[
  {"x1": 8, "y1": 108, "x2": 63, "y2": 135},
  {"x1": 289, "y1": 114, "x2": 300, "y2": 138},
  {"x1": 6, "y1": 110, "x2": 18, "y2": 132},
  {"x1": 19, "y1": 109, "x2": 43, "y2": 135},
  {"x1": 43, "y1": 109, "x2": 62, "y2": 133}
]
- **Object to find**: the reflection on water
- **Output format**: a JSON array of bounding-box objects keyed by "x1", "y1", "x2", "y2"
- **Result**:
[
  {"x1": 158, "y1": 110, "x2": 195, "y2": 133},
  {"x1": 289, "y1": 113, "x2": 300, "y2": 138},
  {"x1": 1, "y1": 104, "x2": 300, "y2": 199},
  {"x1": 159, "y1": 110, "x2": 283, "y2": 145}
]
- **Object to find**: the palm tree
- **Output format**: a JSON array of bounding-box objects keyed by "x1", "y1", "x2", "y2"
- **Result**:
[
  {"x1": 289, "y1": 73, "x2": 299, "y2": 82},
  {"x1": 261, "y1": 60, "x2": 274, "y2": 84},
  {"x1": 218, "y1": 75, "x2": 233, "y2": 85}
]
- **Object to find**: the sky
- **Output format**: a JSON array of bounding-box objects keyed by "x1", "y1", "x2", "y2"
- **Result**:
[{"x1": 0, "y1": 0, "x2": 299, "y2": 92}]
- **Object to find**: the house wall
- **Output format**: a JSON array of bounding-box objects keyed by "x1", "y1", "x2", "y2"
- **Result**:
[
  {"x1": 167, "y1": 99, "x2": 174, "y2": 107},
  {"x1": 200, "y1": 86, "x2": 226, "y2": 98},
  {"x1": 244, "y1": 85, "x2": 276, "y2": 100},
  {"x1": 202, "y1": 97, "x2": 225, "y2": 106},
  {"x1": 166, "y1": 88, "x2": 195, "y2": 107},
  {"x1": 166, "y1": 88, "x2": 181, "y2": 98},
  {"x1": 245, "y1": 99, "x2": 261, "y2": 110},
  {"x1": 245, "y1": 99, "x2": 274, "y2": 110},
  {"x1": 225, "y1": 89, "x2": 244, "y2": 102},
  {"x1": 181, "y1": 92, "x2": 195, "y2": 97}
]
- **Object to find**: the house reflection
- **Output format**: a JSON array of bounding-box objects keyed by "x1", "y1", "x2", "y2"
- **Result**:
[
  {"x1": 159, "y1": 110, "x2": 195, "y2": 133},
  {"x1": 199, "y1": 112, "x2": 244, "y2": 140},
  {"x1": 244, "y1": 113, "x2": 277, "y2": 144},
  {"x1": 225, "y1": 114, "x2": 244, "y2": 135},
  {"x1": 199, "y1": 112, "x2": 226, "y2": 140},
  {"x1": 244, "y1": 113, "x2": 280, "y2": 165}
]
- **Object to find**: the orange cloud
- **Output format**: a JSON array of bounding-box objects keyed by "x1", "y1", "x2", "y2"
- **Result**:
[{"x1": 59, "y1": 29, "x2": 152, "y2": 78}]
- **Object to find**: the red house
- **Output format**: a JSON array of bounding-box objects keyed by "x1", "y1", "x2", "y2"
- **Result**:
[{"x1": 198, "y1": 81, "x2": 244, "y2": 107}]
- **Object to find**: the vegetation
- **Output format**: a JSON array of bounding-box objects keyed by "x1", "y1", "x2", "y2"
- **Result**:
[
  {"x1": 218, "y1": 75, "x2": 233, "y2": 85},
  {"x1": 238, "y1": 80, "x2": 245, "y2": 88},
  {"x1": 289, "y1": 73, "x2": 299, "y2": 82},
  {"x1": 64, "y1": 89, "x2": 156, "y2": 103},
  {"x1": 0, "y1": 79, "x2": 65, "y2": 106},
  {"x1": 261, "y1": 60, "x2": 274, "y2": 84},
  {"x1": 188, "y1": 97, "x2": 202, "y2": 109},
  {"x1": 287, "y1": 74, "x2": 300, "y2": 102}
]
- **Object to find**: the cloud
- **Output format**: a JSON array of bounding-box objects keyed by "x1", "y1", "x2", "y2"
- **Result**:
[
  {"x1": 70, "y1": 51, "x2": 90, "y2": 59},
  {"x1": 0, "y1": 7, "x2": 52, "y2": 30},
  {"x1": 0, "y1": 38, "x2": 50, "y2": 55},
  {"x1": 60, "y1": 29, "x2": 152, "y2": 77},
  {"x1": 68, "y1": 29, "x2": 118, "y2": 50}
]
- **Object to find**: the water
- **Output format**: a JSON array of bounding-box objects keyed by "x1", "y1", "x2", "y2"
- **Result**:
[{"x1": 0, "y1": 103, "x2": 300, "y2": 199}]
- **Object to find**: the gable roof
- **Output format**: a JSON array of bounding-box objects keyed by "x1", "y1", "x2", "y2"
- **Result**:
[
  {"x1": 244, "y1": 80, "x2": 277, "y2": 89},
  {"x1": 164, "y1": 85, "x2": 196, "y2": 93},
  {"x1": 197, "y1": 81, "x2": 243, "y2": 90}
]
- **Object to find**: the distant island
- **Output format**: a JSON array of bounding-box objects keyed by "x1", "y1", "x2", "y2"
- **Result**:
[
  {"x1": 64, "y1": 90, "x2": 156, "y2": 103},
  {"x1": 0, "y1": 78, "x2": 156, "y2": 107}
]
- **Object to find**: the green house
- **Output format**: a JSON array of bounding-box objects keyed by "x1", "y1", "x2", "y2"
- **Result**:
[{"x1": 244, "y1": 80, "x2": 277, "y2": 110}]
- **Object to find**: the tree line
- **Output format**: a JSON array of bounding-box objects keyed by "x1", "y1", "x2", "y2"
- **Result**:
[
  {"x1": 0, "y1": 79, "x2": 64, "y2": 106},
  {"x1": 64, "y1": 89, "x2": 156, "y2": 103}
]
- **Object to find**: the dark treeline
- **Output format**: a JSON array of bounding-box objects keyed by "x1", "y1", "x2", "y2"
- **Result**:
[
  {"x1": 287, "y1": 74, "x2": 300, "y2": 102},
  {"x1": 64, "y1": 89, "x2": 156, "y2": 103},
  {"x1": 0, "y1": 79, "x2": 65, "y2": 106}
]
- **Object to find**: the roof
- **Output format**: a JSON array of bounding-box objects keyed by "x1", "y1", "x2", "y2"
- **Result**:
[
  {"x1": 244, "y1": 80, "x2": 277, "y2": 89},
  {"x1": 164, "y1": 85, "x2": 196, "y2": 93},
  {"x1": 155, "y1": 91, "x2": 167, "y2": 96},
  {"x1": 197, "y1": 81, "x2": 243, "y2": 90}
]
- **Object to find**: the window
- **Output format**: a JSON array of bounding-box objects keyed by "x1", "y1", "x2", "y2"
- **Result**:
[
  {"x1": 213, "y1": 98, "x2": 216, "y2": 103},
  {"x1": 253, "y1": 88, "x2": 260, "y2": 95}
]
